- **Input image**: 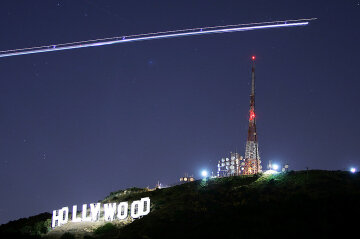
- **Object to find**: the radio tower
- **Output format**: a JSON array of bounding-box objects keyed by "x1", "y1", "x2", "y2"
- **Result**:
[{"x1": 243, "y1": 56, "x2": 262, "y2": 174}]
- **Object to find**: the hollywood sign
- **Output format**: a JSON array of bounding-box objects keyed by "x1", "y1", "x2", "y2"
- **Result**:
[{"x1": 52, "y1": 197, "x2": 150, "y2": 228}]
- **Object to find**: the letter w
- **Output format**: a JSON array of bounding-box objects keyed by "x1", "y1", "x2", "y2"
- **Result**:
[{"x1": 104, "y1": 203, "x2": 117, "y2": 221}]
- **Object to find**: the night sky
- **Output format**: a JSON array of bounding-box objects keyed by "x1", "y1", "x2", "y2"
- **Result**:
[{"x1": 0, "y1": 0, "x2": 359, "y2": 225}]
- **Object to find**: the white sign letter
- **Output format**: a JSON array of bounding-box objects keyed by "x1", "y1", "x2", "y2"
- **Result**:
[
  {"x1": 52, "y1": 209, "x2": 62, "y2": 228},
  {"x1": 82, "y1": 204, "x2": 91, "y2": 222},
  {"x1": 131, "y1": 200, "x2": 142, "y2": 219},
  {"x1": 90, "y1": 203, "x2": 101, "y2": 221},
  {"x1": 104, "y1": 203, "x2": 117, "y2": 221},
  {"x1": 141, "y1": 197, "x2": 150, "y2": 216},
  {"x1": 72, "y1": 205, "x2": 82, "y2": 222},
  {"x1": 61, "y1": 207, "x2": 69, "y2": 225},
  {"x1": 117, "y1": 202, "x2": 128, "y2": 220}
]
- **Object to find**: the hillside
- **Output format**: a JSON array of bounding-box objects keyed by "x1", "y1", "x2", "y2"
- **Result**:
[{"x1": 1, "y1": 170, "x2": 360, "y2": 239}]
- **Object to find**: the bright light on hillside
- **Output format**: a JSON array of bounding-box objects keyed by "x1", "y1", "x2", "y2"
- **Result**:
[
  {"x1": 350, "y1": 168, "x2": 356, "y2": 173},
  {"x1": 272, "y1": 164, "x2": 279, "y2": 170},
  {"x1": 264, "y1": 170, "x2": 279, "y2": 175},
  {"x1": 201, "y1": 170, "x2": 208, "y2": 177}
]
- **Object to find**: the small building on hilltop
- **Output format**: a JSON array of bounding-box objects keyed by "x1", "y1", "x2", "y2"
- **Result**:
[{"x1": 180, "y1": 173, "x2": 195, "y2": 183}]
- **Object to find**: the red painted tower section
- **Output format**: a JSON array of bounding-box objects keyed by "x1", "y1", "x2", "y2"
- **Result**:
[{"x1": 244, "y1": 56, "x2": 262, "y2": 174}]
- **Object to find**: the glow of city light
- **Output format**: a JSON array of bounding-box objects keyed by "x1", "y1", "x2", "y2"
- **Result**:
[
  {"x1": 0, "y1": 19, "x2": 315, "y2": 58},
  {"x1": 272, "y1": 164, "x2": 279, "y2": 170},
  {"x1": 350, "y1": 168, "x2": 356, "y2": 173}
]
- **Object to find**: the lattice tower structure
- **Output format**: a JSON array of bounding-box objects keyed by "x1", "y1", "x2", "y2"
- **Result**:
[{"x1": 244, "y1": 57, "x2": 262, "y2": 175}]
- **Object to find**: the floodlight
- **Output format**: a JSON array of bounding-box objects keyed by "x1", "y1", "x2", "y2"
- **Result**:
[
  {"x1": 272, "y1": 164, "x2": 279, "y2": 170},
  {"x1": 350, "y1": 168, "x2": 356, "y2": 173},
  {"x1": 201, "y1": 170, "x2": 208, "y2": 177}
]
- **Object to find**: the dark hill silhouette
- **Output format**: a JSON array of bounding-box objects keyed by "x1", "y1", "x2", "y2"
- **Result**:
[{"x1": 1, "y1": 170, "x2": 360, "y2": 239}]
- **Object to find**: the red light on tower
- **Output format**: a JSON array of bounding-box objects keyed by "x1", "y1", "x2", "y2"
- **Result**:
[
  {"x1": 249, "y1": 109, "x2": 255, "y2": 121},
  {"x1": 251, "y1": 56, "x2": 256, "y2": 61}
]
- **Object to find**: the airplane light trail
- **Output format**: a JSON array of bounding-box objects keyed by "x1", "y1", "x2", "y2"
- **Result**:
[{"x1": 0, "y1": 18, "x2": 316, "y2": 58}]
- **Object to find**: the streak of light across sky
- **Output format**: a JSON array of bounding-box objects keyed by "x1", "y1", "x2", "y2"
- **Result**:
[{"x1": 0, "y1": 18, "x2": 316, "y2": 58}]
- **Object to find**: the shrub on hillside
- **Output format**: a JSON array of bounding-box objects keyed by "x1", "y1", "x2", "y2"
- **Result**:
[
  {"x1": 60, "y1": 232, "x2": 75, "y2": 239},
  {"x1": 94, "y1": 223, "x2": 117, "y2": 235}
]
